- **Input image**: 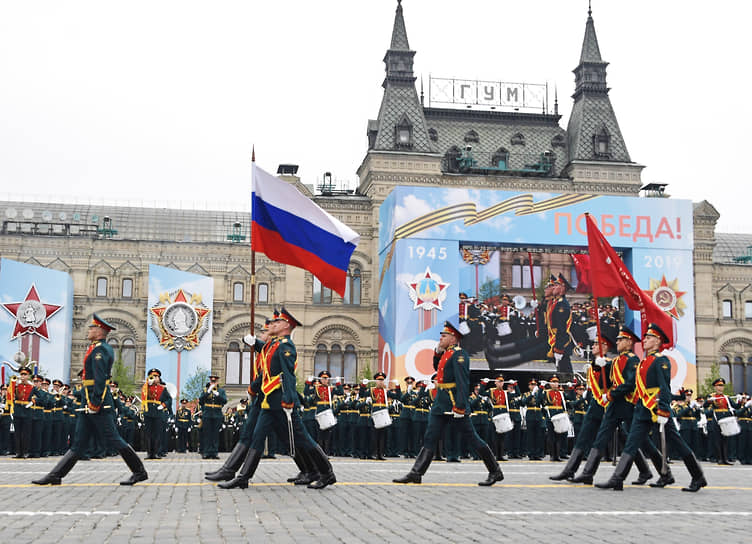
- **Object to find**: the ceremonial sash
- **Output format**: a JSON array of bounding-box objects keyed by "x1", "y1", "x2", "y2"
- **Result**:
[
  {"x1": 436, "y1": 348, "x2": 454, "y2": 383},
  {"x1": 611, "y1": 352, "x2": 637, "y2": 404},
  {"x1": 635, "y1": 354, "x2": 660, "y2": 420},
  {"x1": 587, "y1": 366, "x2": 609, "y2": 407},
  {"x1": 260, "y1": 340, "x2": 282, "y2": 398}
]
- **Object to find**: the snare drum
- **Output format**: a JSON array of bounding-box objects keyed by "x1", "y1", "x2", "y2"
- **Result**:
[
  {"x1": 492, "y1": 412, "x2": 514, "y2": 434},
  {"x1": 718, "y1": 416, "x2": 741, "y2": 437},
  {"x1": 496, "y1": 321, "x2": 512, "y2": 337},
  {"x1": 371, "y1": 408, "x2": 392, "y2": 429},
  {"x1": 315, "y1": 408, "x2": 337, "y2": 430},
  {"x1": 550, "y1": 412, "x2": 571, "y2": 434}
]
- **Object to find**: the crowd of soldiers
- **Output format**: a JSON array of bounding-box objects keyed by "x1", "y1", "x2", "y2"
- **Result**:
[{"x1": 3, "y1": 366, "x2": 751, "y2": 468}]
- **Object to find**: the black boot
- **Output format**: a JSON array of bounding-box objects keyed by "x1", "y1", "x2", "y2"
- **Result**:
[
  {"x1": 394, "y1": 447, "x2": 433, "y2": 484},
  {"x1": 120, "y1": 445, "x2": 148, "y2": 485},
  {"x1": 681, "y1": 453, "x2": 707, "y2": 492},
  {"x1": 205, "y1": 442, "x2": 249, "y2": 481},
  {"x1": 218, "y1": 448, "x2": 262, "y2": 489},
  {"x1": 477, "y1": 443, "x2": 504, "y2": 486},
  {"x1": 293, "y1": 448, "x2": 319, "y2": 485},
  {"x1": 569, "y1": 448, "x2": 602, "y2": 484},
  {"x1": 718, "y1": 440, "x2": 733, "y2": 465},
  {"x1": 630, "y1": 450, "x2": 654, "y2": 485},
  {"x1": 647, "y1": 448, "x2": 674, "y2": 487},
  {"x1": 550, "y1": 447, "x2": 584, "y2": 481},
  {"x1": 594, "y1": 453, "x2": 633, "y2": 491},
  {"x1": 307, "y1": 444, "x2": 336, "y2": 489},
  {"x1": 32, "y1": 449, "x2": 78, "y2": 485}
]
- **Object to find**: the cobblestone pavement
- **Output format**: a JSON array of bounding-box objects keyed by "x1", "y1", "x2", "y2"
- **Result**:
[{"x1": 1, "y1": 454, "x2": 750, "y2": 543}]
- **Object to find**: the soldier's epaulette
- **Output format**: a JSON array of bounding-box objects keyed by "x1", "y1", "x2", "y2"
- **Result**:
[
  {"x1": 94, "y1": 341, "x2": 101, "y2": 346},
  {"x1": 280, "y1": 339, "x2": 288, "y2": 344},
  {"x1": 452, "y1": 346, "x2": 461, "y2": 351}
]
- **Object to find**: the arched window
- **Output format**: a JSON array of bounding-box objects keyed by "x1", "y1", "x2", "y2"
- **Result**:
[
  {"x1": 314, "y1": 344, "x2": 329, "y2": 376},
  {"x1": 313, "y1": 276, "x2": 332, "y2": 304},
  {"x1": 344, "y1": 345, "x2": 358, "y2": 383},
  {"x1": 258, "y1": 283, "x2": 269, "y2": 304},
  {"x1": 225, "y1": 342, "x2": 241, "y2": 385},
  {"x1": 732, "y1": 359, "x2": 745, "y2": 393},
  {"x1": 96, "y1": 277, "x2": 108, "y2": 297},
  {"x1": 330, "y1": 344, "x2": 343, "y2": 378},
  {"x1": 122, "y1": 338, "x2": 136, "y2": 377},
  {"x1": 233, "y1": 282, "x2": 244, "y2": 302},
  {"x1": 344, "y1": 268, "x2": 361, "y2": 305}
]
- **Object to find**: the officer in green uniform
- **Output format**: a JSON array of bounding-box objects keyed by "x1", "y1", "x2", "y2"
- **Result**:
[
  {"x1": 596, "y1": 323, "x2": 707, "y2": 492},
  {"x1": 175, "y1": 399, "x2": 192, "y2": 453},
  {"x1": 28, "y1": 373, "x2": 46, "y2": 457},
  {"x1": 119, "y1": 396, "x2": 138, "y2": 447},
  {"x1": 199, "y1": 374, "x2": 227, "y2": 459},
  {"x1": 0, "y1": 384, "x2": 11, "y2": 455},
  {"x1": 737, "y1": 395, "x2": 752, "y2": 464},
  {"x1": 520, "y1": 378, "x2": 545, "y2": 460},
  {"x1": 32, "y1": 314, "x2": 147, "y2": 485},
  {"x1": 675, "y1": 389, "x2": 700, "y2": 458},
  {"x1": 394, "y1": 320, "x2": 503, "y2": 486},
  {"x1": 400, "y1": 376, "x2": 418, "y2": 457},
  {"x1": 40, "y1": 377, "x2": 54, "y2": 456},
  {"x1": 7, "y1": 366, "x2": 37, "y2": 457}
]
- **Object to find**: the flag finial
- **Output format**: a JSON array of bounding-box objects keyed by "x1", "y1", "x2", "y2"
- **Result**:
[{"x1": 251, "y1": 145, "x2": 255, "y2": 162}]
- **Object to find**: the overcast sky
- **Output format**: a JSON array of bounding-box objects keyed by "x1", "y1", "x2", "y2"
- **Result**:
[{"x1": 1, "y1": 1, "x2": 750, "y2": 232}]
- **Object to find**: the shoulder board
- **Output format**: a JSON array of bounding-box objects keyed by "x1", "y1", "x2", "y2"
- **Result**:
[
  {"x1": 281, "y1": 339, "x2": 288, "y2": 344},
  {"x1": 452, "y1": 346, "x2": 461, "y2": 351},
  {"x1": 94, "y1": 341, "x2": 101, "y2": 346}
]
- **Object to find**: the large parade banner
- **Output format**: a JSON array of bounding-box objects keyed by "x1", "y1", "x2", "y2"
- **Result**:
[
  {"x1": 378, "y1": 187, "x2": 696, "y2": 390},
  {"x1": 0, "y1": 258, "x2": 73, "y2": 384},
  {"x1": 146, "y1": 264, "x2": 213, "y2": 407}
]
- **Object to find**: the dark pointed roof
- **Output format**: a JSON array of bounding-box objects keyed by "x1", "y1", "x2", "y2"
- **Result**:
[
  {"x1": 566, "y1": 7, "x2": 631, "y2": 164},
  {"x1": 390, "y1": 0, "x2": 410, "y2": 50},
  {"x1": 369, "y1": 0, "x2": 434, "y2": 153}
]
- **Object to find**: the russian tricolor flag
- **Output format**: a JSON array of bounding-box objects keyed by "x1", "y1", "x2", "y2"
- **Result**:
[{"x1": 252, "y1": 164, "x2": 360, "y2": 297}]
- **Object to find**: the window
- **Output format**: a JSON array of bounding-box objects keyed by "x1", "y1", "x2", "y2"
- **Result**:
[
  {"x1": 344, "y1": 345, "x2": 357, "y2": 382},
  {"x1": 722, "y1": 299, "x2": 733, "y2": 318},
  {"x1": 330, "y1": 344, "x2": 343, "y2": 378},
  {"x1": 225, "y1": 342, "x2": 241, "y2": 385},
  {"x1": 513, "y1": 264, "x2": 541, "y2": 289},
  {"x1": 745, "y1": 301, "x2": 752, "y2": 319},
  {"x1": 594, "y1": 127, "x2": 610, "y2": 157},
  {"x1": 96, "y1": 277, "x2": 108, "y2": 297},
  {"x1": 343, "y1": 268, "x2": 361, "y2": 305},
  {"x1": 570, "y1": 268, "x2": 578, "y2": 289},
  {"x1": 258, "y1": 283, "x2": 269, "y2": 304},
  {"x1": 122, "y1": 338, "x2": 136, "y2": 377},
  {"x1": 314, "y1": 344, "x2": 329, "y2": 376},
  {"x1": 491, "y1": 148, "x2": 509, "y2": 169},
  {"x1": 122, "y1": 278, "x2": 133, "y2": 298},
  {"x1": 313, "y1": 276, "x2": 332, "y2": 304},
  {"x1": 395, "y1": 114, "x2": 413, "y2": 149},
  {"x1": 233, "y1": 282, "x2": 244, "y2": 302}
]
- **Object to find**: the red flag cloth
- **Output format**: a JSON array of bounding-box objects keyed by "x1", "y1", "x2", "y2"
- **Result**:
[
  {"x1": 585, "y1": 214, "x2": 674, "y2": 347},
  {"x1": 570, "y1": 253, "x2": 591, "y2": 294}
]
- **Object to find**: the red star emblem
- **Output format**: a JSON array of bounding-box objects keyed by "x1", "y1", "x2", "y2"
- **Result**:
[
  {"x1": 1, "y1": 284, "x2": 63, "y2": 341},
  {"x1": 407, "y1": 267, "x2": 450, "y2": 311},
  {"x1": 644, "y1": 275, "x2": 687, "y2": 320}
]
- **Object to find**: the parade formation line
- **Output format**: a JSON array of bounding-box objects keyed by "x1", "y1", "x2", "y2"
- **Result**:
[{"x1": 487, "y1": 510, "x2": 752, "y2": 516}]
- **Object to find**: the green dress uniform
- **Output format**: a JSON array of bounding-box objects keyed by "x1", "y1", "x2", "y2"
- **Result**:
[
  {"x1": 400, "y1": 384, "x2": 418, "y2": 457},
  {"x1": 141, "y1": 373, "x2": 171, "y2": 459},
  {"x1": 736, "y1": 400, "x2": 752, "y2": 464},
  {"x1": 7, "y1": 374, "x2": 37, "y2": 457},
  {"x1": 704, "y1": 389, "x2": 740, "y2": 465},
  {"x1": 175, "y1": 405, "x2": 192, "y2": 453},
  {"x1": 199, "y1": 382, "x2": 227, "y2": 458},
  {"x1": 519, "y1": 385, "x2": 545, "y2": 460},
  {"x1": 598, "y1": 323, "x2": 705, "y2": 492},
  {"x1": 394, "y1": 321, "x2": 502, "y2": 486},
  {"x1": 32, "y1": 314, "x2": 147, "y2": 486},
  {"x1": 0, "y1": 391, "x2": 12, "y2": 455},
  {"x1": 541, "y1": 383, "x2": 568, "y2": 461}
]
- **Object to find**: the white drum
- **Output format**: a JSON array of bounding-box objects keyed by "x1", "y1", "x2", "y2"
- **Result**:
[
  {"x1": 315, "y1": 408, "x2": 337, "y2": 430},
  {"x1": 492, "y1": 412, "x2": 514, "y2": 434},
  {"x1": 372, "y1": 408, "x2": 392, "y2": 429},
  {"x1": 718, "y1": 416, "x2": 741, "y2": 437},
  {"x1": 496, "y1": 321, "x2": 512, "y2": 337},
  {"x1": 551, "y1": 412, "x2": 571, "y2": 434}
]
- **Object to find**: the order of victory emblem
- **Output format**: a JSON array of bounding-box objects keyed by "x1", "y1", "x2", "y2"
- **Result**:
[
  {"x1": 407, "y1": 267, "x2": 449, "y2": 311},
  {"x1": 150, "y1": 288, "x2": 210, "y2": 351},
  {"x1": 644, "y1": 275, "x2": 687, "y2": 319}
]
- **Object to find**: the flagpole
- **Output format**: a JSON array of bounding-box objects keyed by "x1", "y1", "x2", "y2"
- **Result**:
[{"x1": 250, "y1": 146, "x2": 256, "y2": 337}]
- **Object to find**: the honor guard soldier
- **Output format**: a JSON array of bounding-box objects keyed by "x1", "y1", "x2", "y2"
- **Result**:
[
  {"x1": 704, "y1": 377, "x2": 740, "y2": 465},
  {"x1": 142, "y1": 368, "x2": 171, "y2": 459},
  {"x1": 175, "y1": 399, "x2": 192, "y2": 453},
  {"x1": 520, "y1": 378, "x2": 545, "y2": 460},
  {"x1": 199, "y1": 373, "x2": 227, "y2": 459},
  {"x1": 0, "y1": 384, "x2": 11, "y2": 455},
  {"x1": 394, "y1": 320, "x2": 503, "y2": 486},
  {"x1": 365, "y1": 371, "x2": 391, "y2": 460},
  {"x1": 220, "y1": 308, "x2": 335, "y2": 489},
  {"x1": 597, "y1": 323, "x2": 706, "y2": 492},
  {"x1": 546, "y1": 274, "x2": 574, "y2": 375},
  {"x1": 308, "y1": 370, "x2": 341, "y2": 455},
  {"x1": 33, "y1": 314, "x2": 147, "y2": 485},
  {"x1": 400, "y1": 376, "x2": 418, "y2": 457},
  {"x1": 483, "y1": 375, "x2": 513, "y2": 460}
]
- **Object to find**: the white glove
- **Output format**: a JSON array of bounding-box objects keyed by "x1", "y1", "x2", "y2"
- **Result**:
[
  {"x1": 283, "y1": 407, "x2": 292, "y2": 419},
  {"x1": 601, "y1": 394, "x2": 609, "y2": 404},
  {"x1": 427, "y1": 382, "x2": 436, "y2": 391},
  {"x1": 690, "y1": 400, "x2": 699, "y2": 409},
  {"x1": 745, "y1": 400, "x2": 752, "y2": 408},
  {"x1": 362, "y1": 379, "x2": 369, "y2": 386},
  {"x1": 453, "y1": 410, "x2": 464, "y2": 419},
  {"x1": 243, "y1": 334, "x2": 256, "y2": 346},
  {"x1": 157, "y1": 404, "x2": 164, "y2": 411},
  {"x1": 554, "y1": 352, "x2": 563, "y2": 363},
  {"x1": 735, "y1": 394, "x2": 743, "y2": 402},
  {"x1": 656, "y1": 415, "x2": 669, "y2": 426},
  {"x1": 212, "y1": 390, "x2": 219, "y2": 396},
  {"x1": 565, "y1": 382, "x2": 573, "y2": 387},
  {"x1": 532, "y1": 386, "x2": 539, "y2": 395},
  {"x1": 407, "y1": 384, "x2": 413, "y2": 392},
  {"x1": 366, "y1": 397, "x2": 372, "y2": 405},
  {"x1": 25, "y1": 402, "x2": 33, "y2": 409},
  {"x1": 595, "y1": 357, "x2": 609, "y2": 368}
]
